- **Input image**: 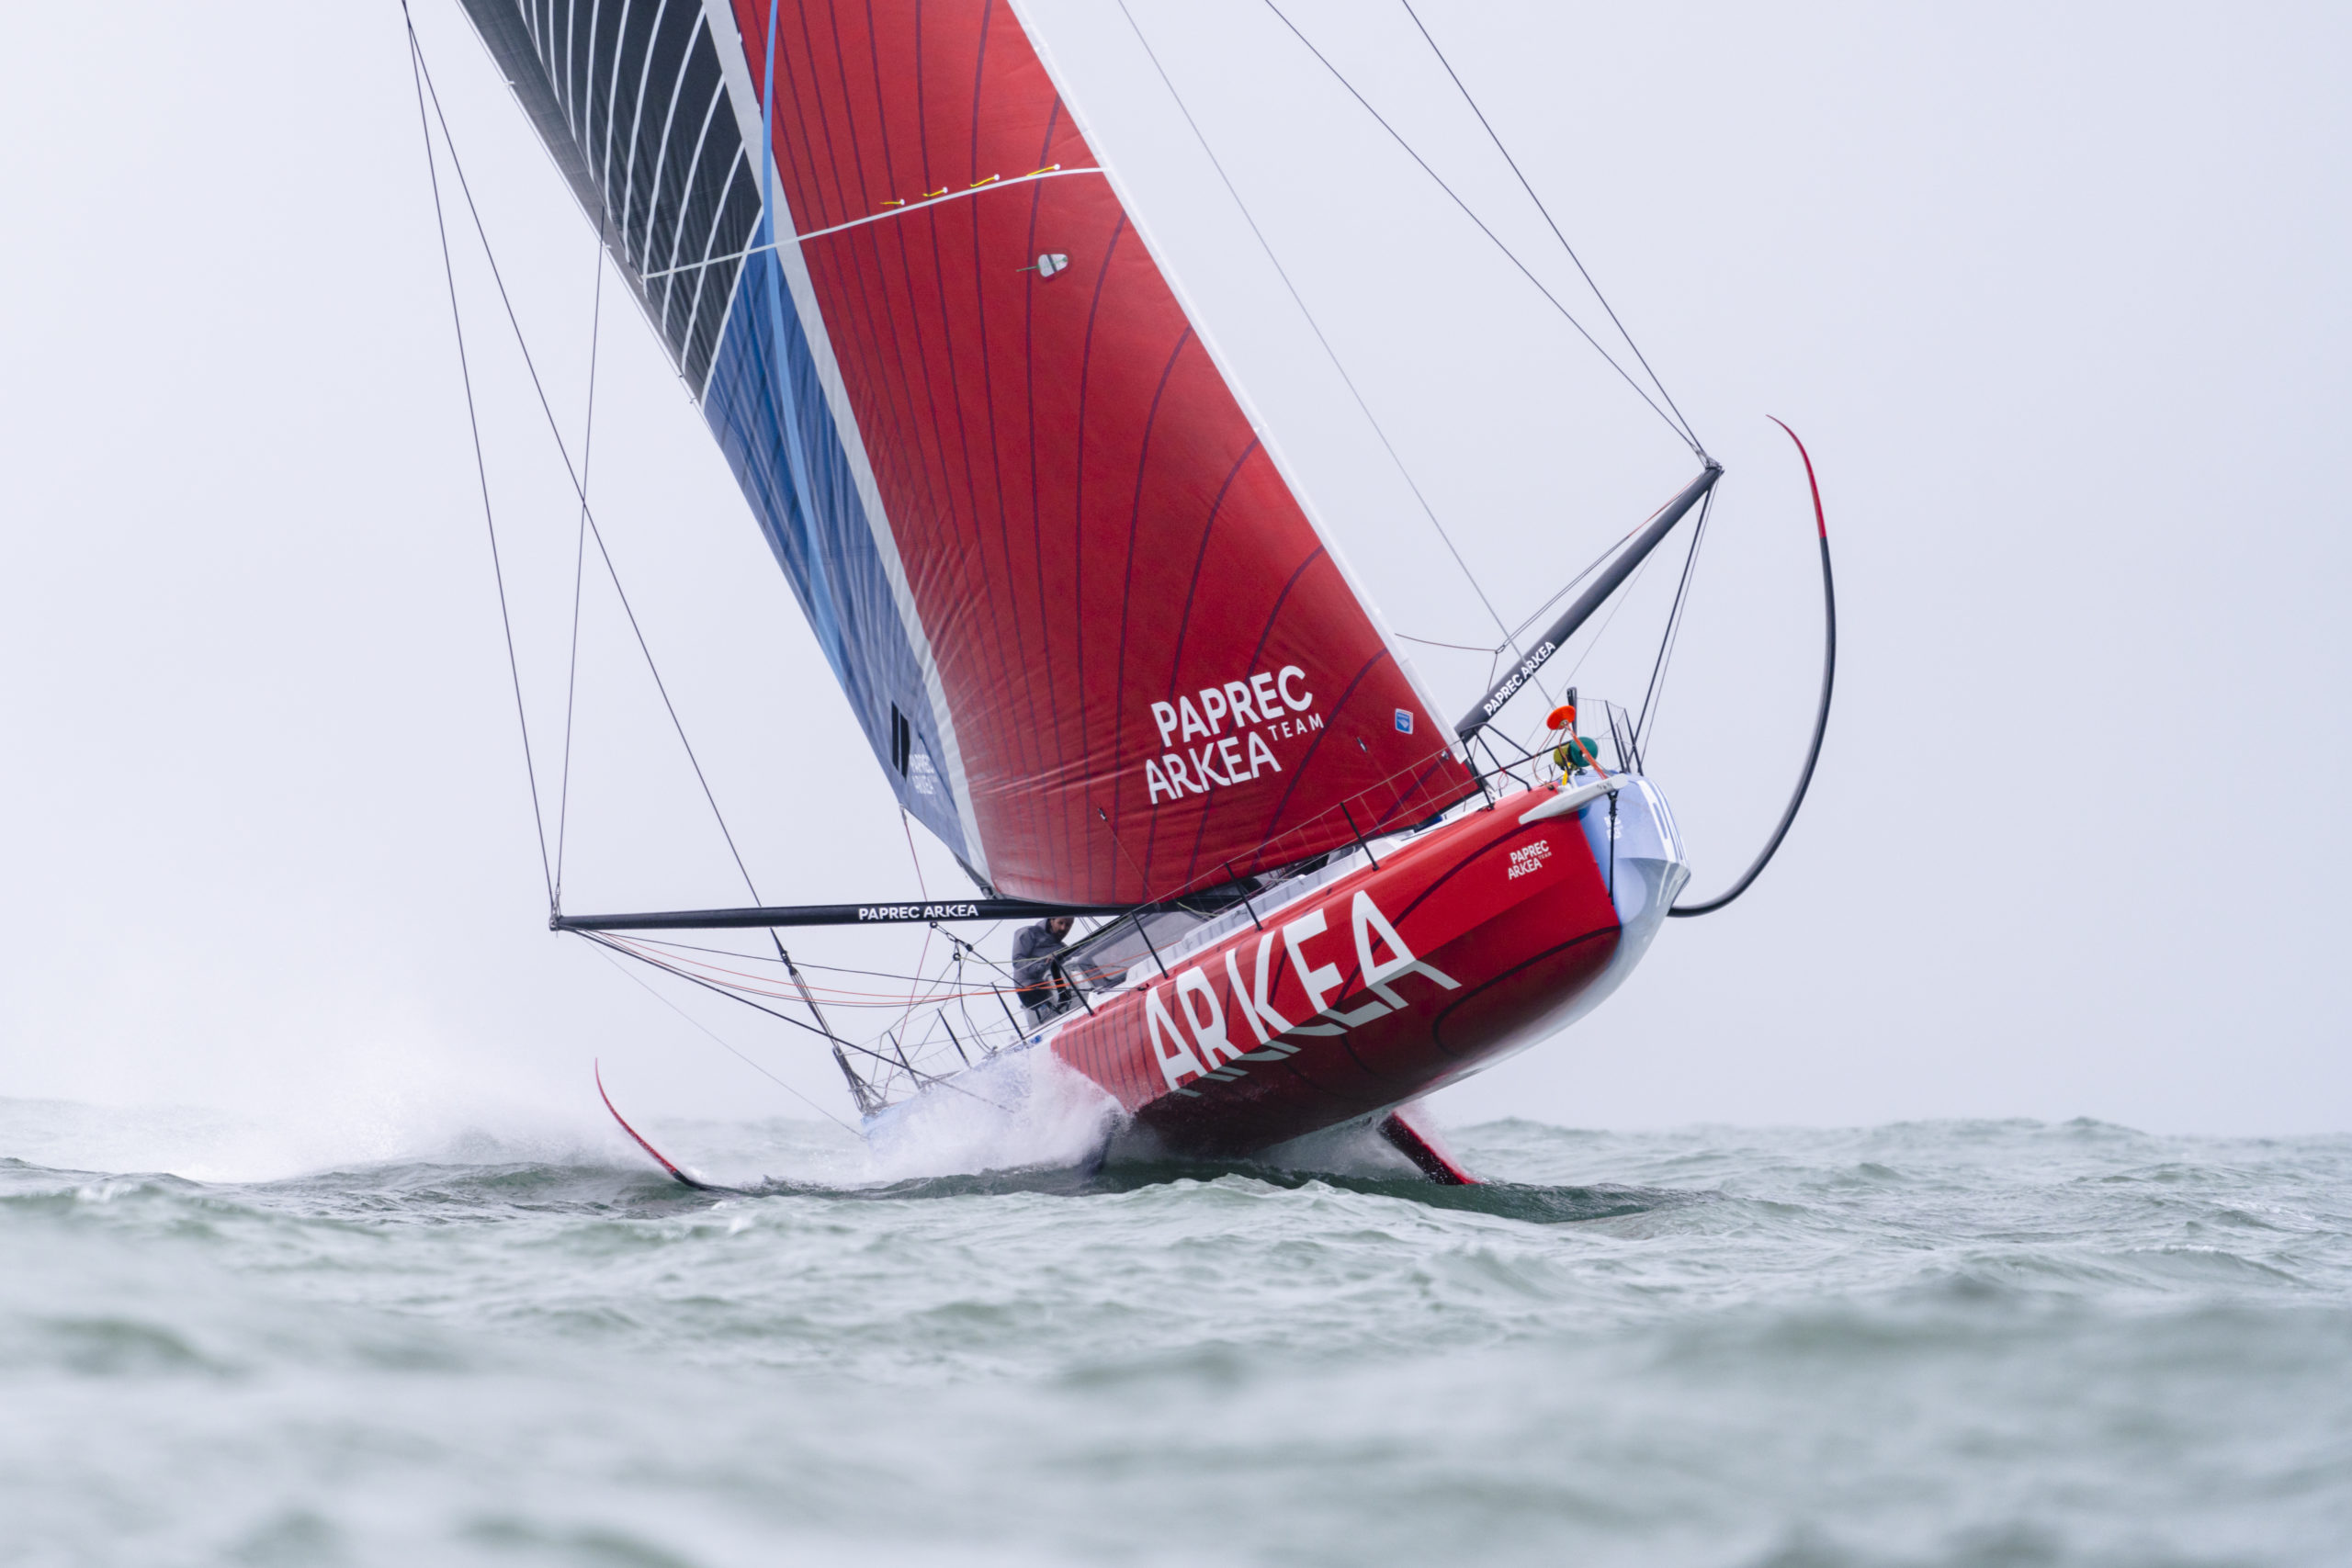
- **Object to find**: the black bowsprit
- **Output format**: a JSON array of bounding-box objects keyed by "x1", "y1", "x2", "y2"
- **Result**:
[{"x1": 553, "y1": 898, "x2": 1141, "y2": 932}]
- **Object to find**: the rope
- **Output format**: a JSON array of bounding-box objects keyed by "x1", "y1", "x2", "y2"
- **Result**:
[
  {"x1": 408, "y1": 32, "x2": 762, "y2": 905},
  {"x1": 1261, "y1": 0, "x2": 1702, "y2": 457},
  {"x1": 554, "y1": 222, "x2": 606, "y2": 903},
  {"x1": 1113, "y1": 0, "x2": 1537, "y2": 676},
  {"x1": 1502, "y1": 519, "x2": 1645, "y2": 647},
  {"x1": 1394, "y1": 633, "x2": 1501, "y2": 654},
  {"x1": 591, "y1": 947, "x2": 856, "y2": 1134},
  {"x1": 616, "y1": 931, "x2": 1025, "y2": 989},
  {"x1": 601, "y1": 940, "x2": 1027, "y2": 1009},
  {"x1": 1634, "y1": 488, "x2": 1715, "y2": 751},
  {"x1": 1397, "y1": 0, "x2": 1701, "y2": 450},
  {"x1": 582, "y1": 932, "x2": 1005, "y2": 1109},
  {"x1": 1555, "y1": 535, "x2": 1668, "y2": 698},
  {"x1": 896, "y1": 808, "x2": 934, "y2": 1038},
  {"x1": 404, "y1": 6, "x2": 552, "y2": 908}
]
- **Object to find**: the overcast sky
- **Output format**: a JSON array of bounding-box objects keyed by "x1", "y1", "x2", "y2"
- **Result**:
[{"x1": 1, "y1": 1, "x2": 2345, "y2": 1166}]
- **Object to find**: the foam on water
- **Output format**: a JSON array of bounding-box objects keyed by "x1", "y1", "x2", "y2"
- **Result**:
[
  {"x1": 3, "y1": 1100, "x2": 2349, "y2": 1566},
  {"x1": 856, "y1": 1046, "x2": 1127, "y2": 1184}
]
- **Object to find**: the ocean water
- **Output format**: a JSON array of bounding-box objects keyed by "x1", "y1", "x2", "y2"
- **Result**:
[{"x1": 3, "y1": 1095, "x2": 2349, "y2": 1568}]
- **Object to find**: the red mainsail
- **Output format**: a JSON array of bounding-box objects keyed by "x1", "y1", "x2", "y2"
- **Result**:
[{"x1": 458, "y1": 0, "x2": 1480, "y2": 904}]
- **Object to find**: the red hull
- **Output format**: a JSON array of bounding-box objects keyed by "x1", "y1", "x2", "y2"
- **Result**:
[{"x1": 1042, "y1": 784, "x2": 1639, "y2": 1157}]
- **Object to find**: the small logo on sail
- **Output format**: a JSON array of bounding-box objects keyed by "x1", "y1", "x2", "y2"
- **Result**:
[{"x1": 1507, "y1": 840, "x2": 1552, "y2": 880}]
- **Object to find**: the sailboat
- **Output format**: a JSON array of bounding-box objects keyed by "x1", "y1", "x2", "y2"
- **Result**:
[{"x1": 431, "y1": 0, "x2": 1833, "y2": 1184}]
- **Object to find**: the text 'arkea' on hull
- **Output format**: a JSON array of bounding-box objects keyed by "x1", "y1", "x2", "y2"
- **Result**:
[{"x1": 422, "y1": 0, "x2": 1836, "y2": 1183}]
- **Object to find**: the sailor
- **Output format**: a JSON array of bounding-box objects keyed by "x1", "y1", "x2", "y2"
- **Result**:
[
  {"x1": 1547, "y1": 696, "x2": 1606, "y2": 777},
  {"x1": 1012, "y1": 914, "x2": 1076, "y2": 1022}
]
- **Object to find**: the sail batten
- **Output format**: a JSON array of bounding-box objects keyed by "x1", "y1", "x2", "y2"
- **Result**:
[{"x1": 462, "y1": 0, "x2": 1482, "y2": 903}]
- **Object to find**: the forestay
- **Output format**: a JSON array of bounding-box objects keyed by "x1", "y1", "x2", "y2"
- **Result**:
[{"x1": 459, "y1": 0, "x2": 1479, "y2": 903}]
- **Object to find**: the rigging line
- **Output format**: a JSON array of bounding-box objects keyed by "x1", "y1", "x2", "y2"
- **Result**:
[
  {"x1": 579, "y1": 467, "x2": 769, "y2": 903},
  {"x1": 599, "y1": 970, "x2": 1016, "y2": 1010},
  {"x1": 929, "y1": 925, "x2": 1024, "y2": 985},
  {"x1": 590, "y1": 933, "x2": 1012, "y2": 1004},
  {"x1": 1395, "y1": 632, "x2": 1501, "y2": 654},
  {"x1": 1474, "y1": 732, "x2": 1533, "y2": 792},
  {"x1": 554, "y1": 218, "x2": 607, "y2": 903},
  {"x1": 768, "y1": 931, "x2": 832, "y2": 1058},
  {"x1": 896, "y1": 808, "x2": 935, "y2": 1040},
  {"x1": 1550, "y1": 543, "x2": 1662, "y2": 707},
  {"x1": 620, "y1": 935, "x2": 791, "y2": 963},
  {"x1": 1113, "y1": 0, "x2": 1536, "y2": 674},
  {"x1": 581, "y1": 931, "x2": 996, "y2": 1103},
  {"x1": 1524, "y1": 538, "x2": 1671, "y2": 759},
  {"x1": 626, "y1": 931, "x2": 1028, "y2": 992},
  {"x1": 1634, "y1": 488, "x2": 1714, "y2": 750},
  {"x1": 587, "y1": 942, "x2": 1021, "y2": 1025},
  {"x1": 588, "y1": 940, "x2": 837, "y2": 1024},
  {"x1": 595, "y1": 934, "x2": 955, "y2": 1006},
  {"x1": 1259, "y1": 0, "x2": 1701, "y2": 455},
  {"x1": 1397, "y1": 0, "x2": 1699, "y2": 448},
  {"x1": 632, "y1": 168, "x2": 1108, "y2": 277},
  {"x1": 404, "y1": 7, "x2": 552, "y2": 907},
  {"x1": 410, "y1": 40, "x2": 761, "y2": 904},
  {"x1": 899, "y1": 810, "x2": 932, "y2": 901},
  {"x1": 453, "y1": 6, "x2": 687, "y2": 409},
  {"x1": 590, "y1": 947, "x2": 856, "y2": 1134},
  {"x1": 1504, "y1": 518, "x2": 1645, "y2": 645}
]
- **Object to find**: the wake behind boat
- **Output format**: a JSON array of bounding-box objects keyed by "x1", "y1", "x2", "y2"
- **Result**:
[{"x1": 421, "y1": 0, "x2": 1834, "y2": 1184}]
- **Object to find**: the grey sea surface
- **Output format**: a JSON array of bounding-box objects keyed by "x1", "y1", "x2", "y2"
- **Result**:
[{"x1": 3, "y1": 1099, "x2": 2349, "y2": 1568}]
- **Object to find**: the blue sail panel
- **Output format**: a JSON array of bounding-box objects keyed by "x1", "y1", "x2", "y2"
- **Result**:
[{"x1": 702, "y1": 245, "x2": 973, "y2": 865}]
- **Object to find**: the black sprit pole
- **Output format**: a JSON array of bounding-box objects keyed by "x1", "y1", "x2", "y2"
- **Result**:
[{"x1": 1455, "y1": 462, "x2": 1722, "y2": 744}]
